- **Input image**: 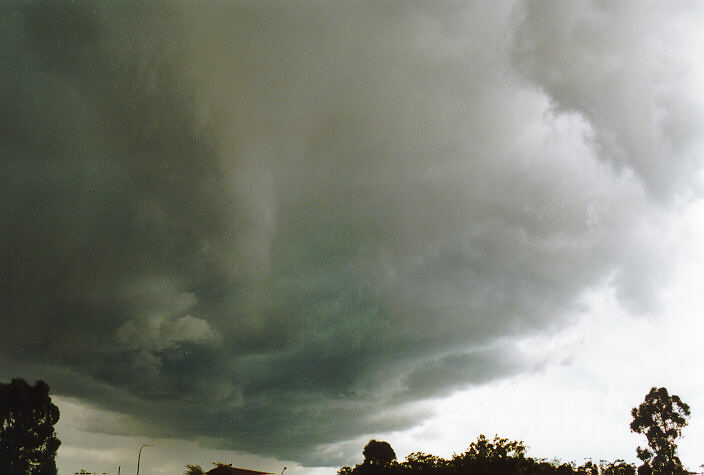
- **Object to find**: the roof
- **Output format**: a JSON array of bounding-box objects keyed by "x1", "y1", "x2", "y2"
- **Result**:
[{"x1": 205, "y1": 466, "x2": 274, "y2": 475}]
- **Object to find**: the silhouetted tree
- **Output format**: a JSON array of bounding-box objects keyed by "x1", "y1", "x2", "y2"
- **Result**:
[
  {"x1": 0, "y1": 378, "x2": 61, "y2": 475},
  {"x1": 185, "y1": 464, "x2": 205, "y2": 475},
  {"x1": 449, "y1": 434, "x2": 529, "y2": 474},
  {"x1": 576, "y1": 460, "x2": 599, "y2": 475},
  {"x1": 339, "y1": 434, "x2": 644, "y2": 475},
  {"x1": 630, "y1": 387, "x2": 690, "y2": 475},
  {"x1": 364, "y1": 440, "x2": 397, "y2": 467},
  {"x1": 402, "y1": 452, "x2": 445, "y2": 475},
  {"x1": 338, "y1": 440, "x2": 399, "y2": 475},
  {"x1": 599, "y1": 459, "x2": 636, "y2": 475}
]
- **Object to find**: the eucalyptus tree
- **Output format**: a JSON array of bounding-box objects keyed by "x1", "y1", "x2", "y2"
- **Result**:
[
  {"x1": 0, "y1": 378, "x2": 61, "y2": 475},
  {"x1": 630, "y1": 387, "x2": 690, "y2": 474}
]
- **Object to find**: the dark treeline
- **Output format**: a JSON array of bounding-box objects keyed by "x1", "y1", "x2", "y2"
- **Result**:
[
  {"x1": 338, "y1": 387, "x2": 691, "y2": 475},
  {"x1": 338, "y1": 437, "x2": 636, "y2": 475}
]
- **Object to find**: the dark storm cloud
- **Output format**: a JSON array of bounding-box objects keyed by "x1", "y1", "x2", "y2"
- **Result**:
[{"x1": 2, "y1": 0, "x2": 702, "y2": 466}]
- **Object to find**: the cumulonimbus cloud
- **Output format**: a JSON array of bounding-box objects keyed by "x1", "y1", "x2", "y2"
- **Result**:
[{"x1": 2, "y1": 0, "x2": 703, "y2": 466}]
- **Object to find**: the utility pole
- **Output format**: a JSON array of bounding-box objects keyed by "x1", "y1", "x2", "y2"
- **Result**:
[{"x1": 136, "y1": 444, "x2": 152, "y2": 475}]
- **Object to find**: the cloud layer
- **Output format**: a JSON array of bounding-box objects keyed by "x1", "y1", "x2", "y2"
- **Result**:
[{"x1": 2, "y1": 0, "x2": 703, "y2": 466}]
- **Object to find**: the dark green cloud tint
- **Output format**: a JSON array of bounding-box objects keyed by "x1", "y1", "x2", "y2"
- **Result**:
[{"x1": 2, "y1": 0, "x2": 701, "y2": 466}]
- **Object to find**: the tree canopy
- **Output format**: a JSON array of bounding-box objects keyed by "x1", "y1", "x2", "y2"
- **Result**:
[
  {"x1": 630, "y1": 387, "x2": 690, "y2": 475},
  {"x1": 185, "y1": 464, "x2": 206, "y2": 475},
  {"x1": 0, "y1": 378, "x2": 61, "y2": 475},
  {"x1": 364, "y1": 440, "x2": 397, "y2": 467},
  {"x1": 338, "y1": 436, "x2": 636, "y2": 475}
]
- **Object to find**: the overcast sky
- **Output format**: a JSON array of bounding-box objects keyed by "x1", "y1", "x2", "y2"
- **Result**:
[{"x1": 3, "y1": 1, "x2": 704, "y2": 474}]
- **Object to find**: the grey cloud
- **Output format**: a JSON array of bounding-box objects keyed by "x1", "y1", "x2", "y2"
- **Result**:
[
  {"x1": 511, "y1": 0, "x2": 704, "y2": 199},
  {"x1": 1, "y1": 0, "x2": 701, "y2": 467},
  {"x1": 400, "y1": 344, "x2": 538, "y2": 401}
]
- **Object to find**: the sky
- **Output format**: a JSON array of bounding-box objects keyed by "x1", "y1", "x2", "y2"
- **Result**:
[{"x1": 3, "y1": 1, "x2": 704, "y2": 474}]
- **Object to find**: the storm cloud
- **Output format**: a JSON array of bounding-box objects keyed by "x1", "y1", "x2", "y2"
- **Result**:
[{"x1": 2, "y1": 0, "x2": 703, "y2": 466}]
